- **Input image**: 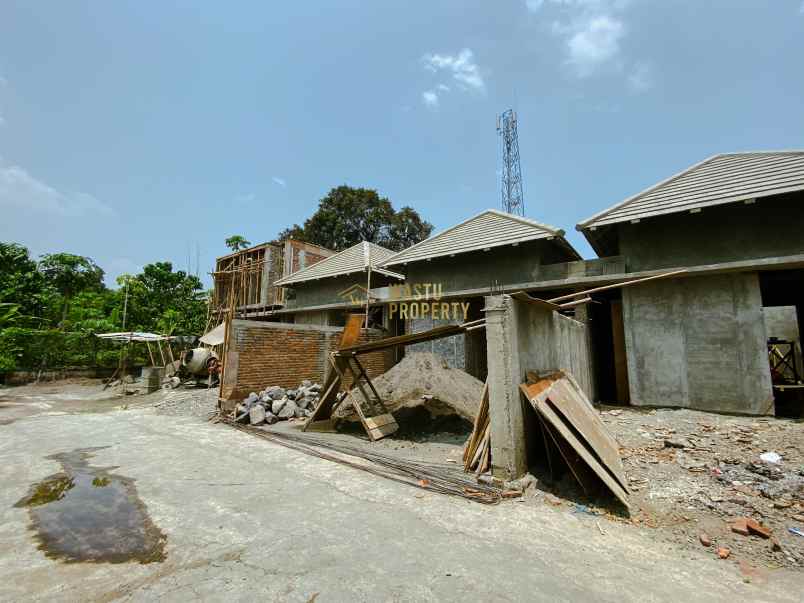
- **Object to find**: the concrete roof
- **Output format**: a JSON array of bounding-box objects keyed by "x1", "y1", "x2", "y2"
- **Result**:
[
  {"x1": 274, "y1": 241, "x2": 401, "y2": 286},
  {"x1": 577, "y1": 151, "x2": 804, "y2": 230},
  {"x1": 381, "y1": 209, "x2": 572, "y2": 267}
]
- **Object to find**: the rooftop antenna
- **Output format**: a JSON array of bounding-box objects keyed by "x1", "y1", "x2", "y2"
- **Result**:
[{"x1": 496, "y1": 109, "x2": 525, "y2": 216}]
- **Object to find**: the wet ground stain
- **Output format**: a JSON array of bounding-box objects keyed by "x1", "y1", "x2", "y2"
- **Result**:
[{"x1": 14, "y1": 447, "x2": 167, "y2": 564}]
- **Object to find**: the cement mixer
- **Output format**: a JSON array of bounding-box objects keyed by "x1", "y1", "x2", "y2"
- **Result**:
[{"x1": 163, "y1": 347, "x2": 219, "y2": 389}]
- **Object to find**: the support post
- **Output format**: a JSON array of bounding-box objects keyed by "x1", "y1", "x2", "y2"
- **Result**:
[{"x1": 483, "y1": 295, "x2": 528, "y2": 479}]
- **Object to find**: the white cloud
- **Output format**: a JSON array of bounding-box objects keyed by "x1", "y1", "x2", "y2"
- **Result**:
[
  {"x1": 800, "y1": 0, "x2": 804, "y2": 13},
  {"x1": 0, "y1": 161, "x2": 114, "y2": 216},
  {"x1": 272, "y1": 176, "x2": 286, "y2": 188},
  {"x1": 627, "y1": 61, "x2": 653, "y2": 92},
  {"x1": 566, "y1": 15, "x2": 625, "y2": 76},
  {"x1": 422, "y1": 48, "x2": 486, "y2": 92},
  {"x1": 532, "y1": 0, "x2": 649, "y2": 88},
  {"x1": 234, "y1": 192, "x2": 256, "y2": 203},
  {"x1": 421, "y1": 90, "x2": 440, "y2": 109}
]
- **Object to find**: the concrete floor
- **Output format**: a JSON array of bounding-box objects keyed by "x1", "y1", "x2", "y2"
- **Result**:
[{"x1": 0, "y1": 397, "x2": 800, "y2": 602}]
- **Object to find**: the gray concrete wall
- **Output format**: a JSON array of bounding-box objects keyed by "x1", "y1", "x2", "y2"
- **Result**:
[
  {"x1": 618, "y1": 191, "x2": 804, "y2": 272},
  {"x1": 287, "y1": 273, "x2": 396, "y2": 309},
  {"x1": 622, "y1": 273, "x2": 773, "y2": 415},
  {"x1": 484, "y1": 295, "x2": 593, "y2": 479},
  {"x1": 402, "y1": 239, "x2": 577, "y2": 297}
]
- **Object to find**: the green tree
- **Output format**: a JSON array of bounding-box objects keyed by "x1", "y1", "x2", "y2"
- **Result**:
[
  {"x1": 39, "y1": 253, "x2": 105, "y2": 326},
  {"x1": 277, "y1": 186, "x2": 433, "y2": 251},
  {"x1": 225, "y1": 235, "x2": 251, "y2": 252},
  {"x1": 123, "y1": 262, "x2": 206, "y2": 335},
  {"x1": 0, "y1": 242, "x2": 47, "y2": 318}
]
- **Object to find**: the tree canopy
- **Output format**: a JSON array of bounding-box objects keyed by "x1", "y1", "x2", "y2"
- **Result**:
[
  {"x1": 225, "y1": 235, "x2": 251, "y2": 252},
  {"x1": 277, "y1": 186, "x2": 433, "y2": 252}
]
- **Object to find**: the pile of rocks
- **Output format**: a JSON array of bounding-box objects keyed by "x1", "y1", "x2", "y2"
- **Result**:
[{"x1": 235, "y1": 380, "x2": 322, "y2": 425}]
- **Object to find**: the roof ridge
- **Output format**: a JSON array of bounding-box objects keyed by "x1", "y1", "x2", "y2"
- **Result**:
[
  {"x1": 485, "y1": 208, "x2": 565, "y2": 236},
  {"x1": 576, "y1": 154, "x2": 720, "y2": 230},
  {"x1": 718, "y1": 150, "x2": 804, "y2": 156},
  {"x1": 274, "y1": 241, "x2": 362, "y2": 284},
  {"x1": 381, "y1": 208, "x2": 563, "y2": 266}
]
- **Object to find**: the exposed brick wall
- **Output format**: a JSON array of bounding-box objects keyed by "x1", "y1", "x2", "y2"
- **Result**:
[{"x1": 221, "y1": 320, "x2": 394, "y2": 408}]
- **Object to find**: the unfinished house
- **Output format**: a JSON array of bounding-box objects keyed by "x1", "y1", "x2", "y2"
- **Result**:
[
  {"x1": 577, "y1": 151, "x2": 804, "y2": 415},
  {"x1": 218, "y1": 241, "x2": 402, "y2": 406},
  {"x1": 211, "y1": 239, "x2": 334, "y2": 323},
  {"x1": 274, "y1": 241, "x2": 405, "y2": 328},
  {"x1": 377, "y1": 209, "x2": 585, "y2": 377}
]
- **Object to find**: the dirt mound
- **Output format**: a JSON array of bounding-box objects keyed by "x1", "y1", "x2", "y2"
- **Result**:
[{"x1": 339, "y1": 352, "x2": 483, "y2": 422}]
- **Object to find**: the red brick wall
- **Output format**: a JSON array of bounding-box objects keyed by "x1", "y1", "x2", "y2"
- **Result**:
[{"x1": 221, "y1": 320, "x2": 394, "y2": 407}]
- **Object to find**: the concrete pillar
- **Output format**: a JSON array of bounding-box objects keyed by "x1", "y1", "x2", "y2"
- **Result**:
[{"x1": 483, "y1": 295, "x2": 528, "y2": 479}]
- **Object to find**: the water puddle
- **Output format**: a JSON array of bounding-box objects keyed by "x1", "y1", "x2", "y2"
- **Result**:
[{"x1": 14, "y1": 447, "x2": 167, "y2": 564}]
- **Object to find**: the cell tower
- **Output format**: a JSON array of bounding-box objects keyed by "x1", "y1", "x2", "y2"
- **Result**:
[{"x1": 496, "y1": 109, "x2": 525, "y2": 216}]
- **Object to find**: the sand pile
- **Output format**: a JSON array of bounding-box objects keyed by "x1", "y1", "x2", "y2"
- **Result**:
[{"x1": 338, "y1": 352, "x2": 483, "y2": 422}]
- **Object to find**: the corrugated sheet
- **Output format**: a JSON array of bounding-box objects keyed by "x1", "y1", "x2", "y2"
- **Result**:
[
  {"x1": 381, "y1": 209, "x2": 564, "y2": 267},
  {"x1": 274, "y1": 241, "x2": 396, "y2": 285},
  {"x1": 578, "y1": 151, "x2": 804, "y2": 229}
]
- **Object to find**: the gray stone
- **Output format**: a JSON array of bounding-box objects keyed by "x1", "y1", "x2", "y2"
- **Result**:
[
  {"x1": 271, "y1": 397, "x2": 287, "y2": 415},
  {"x1": 260, "y1": 392, "x2": 272, "y2": 404},
  {"x1": 278, "y1": 400, "x2": 299, "y2": 419},
  {"x1": 296, "y1": 397, "x2": 310, "y2": 410},
  {"x1": 286, "y1": 389, "x2": 298, "y2": 400},
  {"x1": 265, "y1": 386, "x2": 286, "y2": 400},
  {"x1": 300, "y1": 380, "x2": 313, "y2": 388},
  {"x1": 244, "y1": 392, "x2": 259, "y2": 406},
  {"x1": 308, "y1": 383, "x2": 322, "y2": 393},
  {"x1": 249, "y1": 405, "x2": 266, "y2": 425},
  {"x1": 265, "y1": 412, "x2": 279, "y2": 425},
  {"x1": 294, "y1": 406, "x2": 307, "y2": 418}
]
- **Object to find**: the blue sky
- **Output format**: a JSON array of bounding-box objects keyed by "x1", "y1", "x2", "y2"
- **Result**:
[{"x1": 1, "y1": 1, "x2": 803, "y2": 287}]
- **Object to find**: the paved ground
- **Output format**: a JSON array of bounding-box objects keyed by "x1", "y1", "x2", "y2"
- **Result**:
[{"x1": 0, "y1": 387, "x2": 801, "y2": 602}]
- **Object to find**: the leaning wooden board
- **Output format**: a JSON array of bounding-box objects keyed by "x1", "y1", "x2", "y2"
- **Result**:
[
  {"x1": 520, "y1": 379, "x2": 630, "y2": 509},
  {"x1": 543, "y1": 379, "x2": 629, "y2": 492}
]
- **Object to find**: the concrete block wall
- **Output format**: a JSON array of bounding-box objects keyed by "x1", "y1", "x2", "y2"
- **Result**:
[
  {"x1": 407, "y1": 317, "x2": 465, "y2": 369},
  {"x1": 622, "y1": 273, "x2": 773, "y2": 415},
  {"x1": 484, "y1": 295, "x2": 593, "y2": 479},
  {"x1": 220, "y1": 320, "x2": 393, "y2": 406}
]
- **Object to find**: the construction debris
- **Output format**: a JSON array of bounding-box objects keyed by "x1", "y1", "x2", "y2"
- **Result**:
[
  {"x1": 520, "y1": 371, "x2": 631, "y2": 509},
  {"x1": 218, "y1": 416, "x2": 503, "y2": 504},
  {"x1": 345, "y1": 352, "x2": 484, "y2": 423},
  {"x1": 234, "y1": 380, "x2": 322, "y2": 425},
  {"x1": 463, "y1": 381, "x2": 490, "y2": 474},
  {"x1": 600, "y1": 405, "x2": 804, "y2": 569}
]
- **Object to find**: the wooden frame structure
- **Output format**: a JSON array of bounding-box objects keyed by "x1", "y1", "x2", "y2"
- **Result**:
[{"x1": 304, "y1": 315, "x2": 486, "y2": 441}]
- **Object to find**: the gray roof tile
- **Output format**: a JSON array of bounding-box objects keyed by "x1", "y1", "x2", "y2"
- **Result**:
[
  {"x1": 577, "y1": 151, "x2": 804, "y2": 230},
  {"x1": 274, "y1": 241, "x2": 397, "y2": 285},
  {"x1": 380, "y1": 209, "x2": 566, "y2": 267}
]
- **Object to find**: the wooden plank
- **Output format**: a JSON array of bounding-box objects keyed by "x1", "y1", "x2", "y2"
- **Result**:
[
  {"x1": 364, "y1": 414, "x2": 397, "y2": 429},
  {"x1": 340, "y1": 314, "x2": 363, "y2": 348},
  {"x1": 541, "y1": 417, "x2": 599, "y2": 495},
  {"x1": 336, "y1": 324, "x2": 466, "y2": 355},
  {"x1": 519, "y1": 381, "x2": 630, "y2": 509},
  {"x1": 547, "y1": 379, "x2": 628, "y2": 490},
  {"x1": 610, "y1": 300, "x2": 630, "y2": 404},
  {"x1": 368, "y1": 422, "x2": 398, "y2": 441},
  {"x1": 510, "y1": 291, "x2": 562, "y2": 312},
  {"x1": 546, "y1": 269, "x2": 687, "y2": 303},
  {"x1": 302, "y1": 356, "x2": 343, "y2": 429},
  {"x1": 304, "y1": 419, "x2": 337, "y2": 433}
]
